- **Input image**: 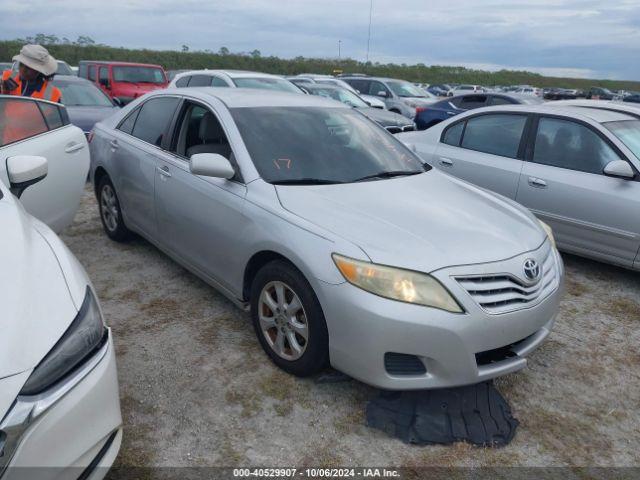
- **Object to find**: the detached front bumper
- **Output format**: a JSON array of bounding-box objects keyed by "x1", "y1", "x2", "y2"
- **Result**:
[
  {"x1": 0, "y1": 330, "x2": 122, "y2": 479},
  {"x1": 317, "y1": 243, "x2": 564, "y2": 390}
]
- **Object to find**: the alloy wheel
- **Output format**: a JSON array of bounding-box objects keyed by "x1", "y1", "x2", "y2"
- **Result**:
[
  {"x1": 258, "y1": 281, "x2": 309, "y2": 361},
  {"x1": 100, "y1": 184, "x2": 119, "y2": 232}
]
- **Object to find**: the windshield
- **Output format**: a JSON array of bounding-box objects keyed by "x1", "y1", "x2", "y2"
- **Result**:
[
  {"x1": 605, "y1": 120, "x2": 640, "y2": 159},
  {"x1": 231, "y1": 107, "x2": 425, "y2": 184},
  {"x1": 113, "y1": 66, "x2": 166, "y2": 84},
  {"x1": 55, "y1": 82, "x2": 113, "y2": 107},
  {"x1": 317, "y1": 78, "x2": 357, "y2": 93},
  {"x1": 233, "y1": 77, "x2": 301, "y2": 93},
  {"x1": 385, "y1": 80, "x2": 426, "y2": 98},
  {"x1": 309, "y1": 87, "x2": 369, "y2": 108}
]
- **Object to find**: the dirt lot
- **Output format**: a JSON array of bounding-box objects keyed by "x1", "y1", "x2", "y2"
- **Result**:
[{"x1": 61, "y1": 187, "x2": 640, "y2": 469}]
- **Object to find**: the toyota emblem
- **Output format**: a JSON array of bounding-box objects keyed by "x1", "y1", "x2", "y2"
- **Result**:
[{"x1": 523, "y1": 259, "x2": 541, "y2": 282}]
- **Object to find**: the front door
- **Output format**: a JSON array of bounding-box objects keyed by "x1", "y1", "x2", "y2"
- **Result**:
[
  {"x1": 516, "y1": 115, "x2": 640, "y2": 267},
  {"x1": 154, "y1": 101, "x2": 248, "y2": 291}
]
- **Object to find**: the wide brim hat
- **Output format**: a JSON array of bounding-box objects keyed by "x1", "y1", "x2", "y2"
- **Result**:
[{"x1": 13, "y1": 44, "x2": 57, "y2": 76}]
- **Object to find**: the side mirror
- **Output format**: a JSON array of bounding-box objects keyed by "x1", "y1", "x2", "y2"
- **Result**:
[
  {"x1": 190, "y1": 153, "x2": 235, "y2": 179},
  {"x1": 377, "y1": 90, "x2": 388, "y2": 98},
  {"x1": 603, "y1": 160, "x2": 635, "y2": 179},
  {"x1": 7, "y1": 155, "x2": 48, "y2": 198}
]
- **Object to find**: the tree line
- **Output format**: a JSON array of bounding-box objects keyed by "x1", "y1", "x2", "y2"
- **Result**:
[{"x1": 2, "y1": 36, "x2": 639, "y2": 91}]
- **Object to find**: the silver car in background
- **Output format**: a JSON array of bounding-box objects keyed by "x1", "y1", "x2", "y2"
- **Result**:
[
  {"x1": 400, "y1": 105, "x2": 640, "y2": 270},
  {"x1": 89, "y1": 88, "x2": 562, "y2": 390}
]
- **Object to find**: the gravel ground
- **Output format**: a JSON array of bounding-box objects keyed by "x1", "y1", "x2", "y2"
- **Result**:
[{"x1": 60, "y1": 187, "x2": 640, "y2": 469}]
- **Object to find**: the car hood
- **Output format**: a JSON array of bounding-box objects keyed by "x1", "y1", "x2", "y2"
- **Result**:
[
  {"x1": 276, "y1": 171, "x2": 544, "y2": 273},
  {"x1": 358, "y1": 107, "x2": 412, "y2": 127},
  {"x1": 0, "y1": 200, "x2": 78, "y2": 381},
  {"x1": 66, "y1": 105, "x2": 119, "y2": 133}
]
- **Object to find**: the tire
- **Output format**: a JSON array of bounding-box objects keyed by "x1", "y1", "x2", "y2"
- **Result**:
[
  {"x1": 250, "y1": 260, "x2": 329, "y2": 377},
  {"x1": 97, "y1": 176, "x2": 132, "y2": 242}
]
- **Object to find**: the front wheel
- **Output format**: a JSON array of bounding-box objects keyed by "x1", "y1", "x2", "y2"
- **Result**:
[{"x1": 250, "y1": 261, "x2": 329, "y2": 377}]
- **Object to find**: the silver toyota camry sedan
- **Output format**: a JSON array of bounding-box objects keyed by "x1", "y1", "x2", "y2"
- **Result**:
[{"x1": 89, "y1": 88, "x2": 564, "y2": 390}]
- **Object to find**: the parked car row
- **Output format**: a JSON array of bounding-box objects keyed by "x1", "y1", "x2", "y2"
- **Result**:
[{"x1": 3, "y1": 59, "x2": 639, "y2": 477}]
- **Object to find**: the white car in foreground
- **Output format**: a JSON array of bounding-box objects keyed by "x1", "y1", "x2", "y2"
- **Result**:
[
  {"x1": 0, "y1": 95, "x2": 89, "y2": 233},
  {"x1": 0, "y1": 159, "x2": 121, "y2": 477}
]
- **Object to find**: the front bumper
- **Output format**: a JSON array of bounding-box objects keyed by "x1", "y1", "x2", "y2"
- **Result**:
[
  {"x1": 0, "y1": 330, "x2": 122, "y2": 478},
  {"x1": 317, "y1": 243, "x2": 564, "y2": 390}
]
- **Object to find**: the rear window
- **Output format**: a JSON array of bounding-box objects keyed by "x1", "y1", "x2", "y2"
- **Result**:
[
  {"x1": 0, "y1": 98, "x2": 49, "y2": 146},
  {"x1": 187, "y1": 75, "x2": 212, "y2": 87}
]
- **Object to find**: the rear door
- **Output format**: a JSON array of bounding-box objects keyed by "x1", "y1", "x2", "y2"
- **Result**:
[
  {"x1": 433, "y1": 112, "x2": 529, "y2": 199},
  {"x1": 0, "y1": 97, "x2": 89, "y2": 233},
  {"x1": 107, "y1": 96, "x2": 181, "y2": 239},
  {"x1": 516, "y1": 115, "x2": 640, "y2": 267}
]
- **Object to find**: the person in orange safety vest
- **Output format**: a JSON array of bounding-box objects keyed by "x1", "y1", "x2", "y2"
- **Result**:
[
  {"x1": 1, "y1": 44, "x2": 61, "y2": 103},
  {"x1": 0, "y1": 45, "x2": 62, "y2": 145}
]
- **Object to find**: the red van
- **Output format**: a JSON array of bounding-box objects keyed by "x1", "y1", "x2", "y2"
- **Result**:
[{"x1": 78, "y1": 61, "x2": 168, "y2": 105}]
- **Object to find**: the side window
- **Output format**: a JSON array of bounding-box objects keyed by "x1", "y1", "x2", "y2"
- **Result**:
[
  {"x1": 489, "y1": 96, "x2": 514, "y2": 106},
  {"x1": 459, "y1": 95, "x2": 487, "y2": 109},
  {"x1": 211, "y1": 76, "x2": 229, "y2": 87},
  {"x1": 369, "y1": 81, "x2": 389, "y2": 97},
  {"x1": 187, "y1": 75, "x2": 213, "y2": 87},
  {"x1": 117, "y1": 107, "x2": 141, "y2": 135},
  {"x1": 346, "y1": 79, "x2": 368, "y2": 94},
  {"x1": 532, "y1": 117, "x2": 620, "y2": 174},
  {"x1": 37, "y1": 102, "x2": 64, "y2": 130},
  {"x1": 131, "y1": 97, "x2": 181, "y2": 146},
  {"x1": 0, "y1": 98, "x2": 48, "y2": 146},
  {"x1": 88, "y1": 65, "x2": 96, "y2": 82},
  {"x1": 78, "y1": 64, "x2": 88, "y2": 78},
  {"x1": 173, "y1": 102, "x2": 232, "y2": 161},
  {"x1": 461, "y1": 114, "x2": 527, "y2": 158},
  {"x1": 175, "y1": 76, "x2": 190, "y2": 88},
  {"x1": 442, "y1": 122, "x2": 465, "y2": 147},
  {"x1": 99, "y1": 67, "x2": 109, "y2": 87}
]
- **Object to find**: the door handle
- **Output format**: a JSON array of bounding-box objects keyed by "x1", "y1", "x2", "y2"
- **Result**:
[
  {"x1": 439, "y1": 157, "x2": 454, "y2": 167},
  {"x1": 157, "y1": 165, "x2": 172, "y2": 178},
  {"x1": 109, "y1": 140, "x2": 119, "y2": 150},
  {"x1": 446, "y1": 111, "x2": 456, "y2": 115},
  {"x1": 64, "y1": 142, "x2": 85, "y2": 153},
  {"x1": 528, "y1": 177, "x2": 547, "y2": 188}
]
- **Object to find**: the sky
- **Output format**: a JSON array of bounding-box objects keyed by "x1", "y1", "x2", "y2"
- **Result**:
[{"x1": 2, "y1": 0, "x2": 640, "y2": 80}]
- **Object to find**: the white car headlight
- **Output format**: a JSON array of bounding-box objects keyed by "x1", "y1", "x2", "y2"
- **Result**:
[
  {"x1": 332, "y1": 254, "x2": 463, "y2": 313},
  {"x1": 539, "y1": 220, "x2": 556, "y2": 249},
  {"x1": 20, "y1": 288, "x2": 106, "y2": 395}
]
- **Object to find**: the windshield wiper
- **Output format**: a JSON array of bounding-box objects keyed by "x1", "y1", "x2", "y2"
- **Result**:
[
  {"x1": 353, "y1": 170, "x2": 422, "y2": 182},
  {"x1": 272, "y1": 178, "x2": 345, "y2": 185}
]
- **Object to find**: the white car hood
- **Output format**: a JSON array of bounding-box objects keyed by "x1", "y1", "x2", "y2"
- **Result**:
[
  {"x1": 276, "y1": 171, "x2": 545, "y2": 273},
  {"x1": 0, "y1": 200, "x2": 79, "y2": 383}
]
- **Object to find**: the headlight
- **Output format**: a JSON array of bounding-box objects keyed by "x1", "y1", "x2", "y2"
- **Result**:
[
  {"x1": 539, "y1": 220, "x2": 556, "y2": 249},
  {"x1": 20, "y1": 288, "x2": 106, "y2": 395},
  {"x1": 332, "y1": 254, "x2": 463, "y2": 313}
]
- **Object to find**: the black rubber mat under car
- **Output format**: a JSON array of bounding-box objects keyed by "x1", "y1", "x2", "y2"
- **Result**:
[{"x1": 366, "y1": 381, "x2": 518, "y2": 447}]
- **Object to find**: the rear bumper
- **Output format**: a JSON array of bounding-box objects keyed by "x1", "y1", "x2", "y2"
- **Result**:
[{"x1": 1, "y1": 331, "x2": 122, "y2": 477}]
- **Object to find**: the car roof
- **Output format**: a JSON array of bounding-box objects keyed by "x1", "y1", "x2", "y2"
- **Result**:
[
  {"x1": 550, "y1": 100, "x2": 640, "y2": 118},
  {"x1": 340, "y1": 76, "x2": 407, "y2": 83},
  {"x1": 467, "y1": 104, "x2": 635, "y2": 123},
  {"x1": 174, "y1": 69, "x2": 284, "y2": 80},
  {"x1": 162, "y1": 87, "x2": 349, "y2": 109},
  {"x1": 79, "y1": 61, "x2": 164, "y2": 68}
]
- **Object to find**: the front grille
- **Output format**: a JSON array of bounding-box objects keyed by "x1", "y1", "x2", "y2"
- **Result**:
[
  {"x1": 475, "y1": 333, "x2": 534, "y2": 366},
  {"x1": 385, "y1": 126, "x2": 402, "y2": 134},
  {"x1": 402, "y1": 125, "x2": 415, "y2": 132},
  {"x1": 386, "y1": 125, "x2": 416, "y2": 135},
  {"x1": 456, "y1": 249, "x2": 558, "y2": 314},
  {"x1": 384, "y1": 352, "x2": 427, "y2": 376}
]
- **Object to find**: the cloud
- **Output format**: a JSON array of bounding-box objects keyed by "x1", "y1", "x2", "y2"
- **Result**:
[{"x1": 1, "y1": 0, "x2": 639, "y2": 80}]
